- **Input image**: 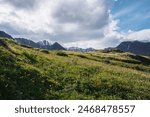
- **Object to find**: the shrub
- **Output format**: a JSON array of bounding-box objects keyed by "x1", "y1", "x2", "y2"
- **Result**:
[
  {"x1": 0, "y1": 39, "x2": 7, "y2": 47},
  {"x1": 41, "y1": 49, "x2": 49, "y2": 54},
  {"x1": 20, "y1": 44, "x2": 33, "y2": 49},
  {"x1": 77, "y1": 54, "x2": 88, "y2": 59},
  {"x1": 102, "y1": 48, "x2": 123, "y2": 53},
  {"x1": 56, "y1": 51, "x2": 68, "y2": 57}
]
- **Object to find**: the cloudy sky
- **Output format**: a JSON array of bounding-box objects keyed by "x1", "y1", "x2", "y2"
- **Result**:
[{"x1": 0, "y1": 0, "x2": 150, "y2": 49}]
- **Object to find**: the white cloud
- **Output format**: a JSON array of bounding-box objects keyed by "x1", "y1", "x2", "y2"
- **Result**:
[
  {"x1": 127, "y1": 29, "x2": 150, "y2": 41},
  {"x1": 0, "y1": 0, "x2": 150, "y2": 49},
  {"x1": 0, "y1": 0, "x2": 110, "y2": 41}
]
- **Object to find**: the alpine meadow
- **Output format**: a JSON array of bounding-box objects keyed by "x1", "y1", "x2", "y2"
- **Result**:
[
  {"x1": 0, "y1": 38, "x2": 150, "y2": 100},
  {"x1": 0, "y1": 0, "x2": 150, "y2": 100}
]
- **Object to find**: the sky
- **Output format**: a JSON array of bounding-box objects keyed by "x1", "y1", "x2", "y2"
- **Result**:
[{"x1": 0, "y1": 0, "x2": 150, "y2": 49}]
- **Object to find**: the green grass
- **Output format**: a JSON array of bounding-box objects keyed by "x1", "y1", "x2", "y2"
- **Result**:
[
  {"x1": 56, "y1": 51, "x2": 68, "y2": 57},
  {"x1": 0, "y1": 38, "x2": 150, "y2": 100}
]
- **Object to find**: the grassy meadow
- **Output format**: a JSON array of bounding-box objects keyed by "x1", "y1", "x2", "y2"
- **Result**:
[{"x1": 0, "y1": 38, "x2": 150, "y2": 100}]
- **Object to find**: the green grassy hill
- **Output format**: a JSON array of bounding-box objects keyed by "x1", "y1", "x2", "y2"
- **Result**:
[{"x1": 0, "y1": 38, "x2": 150, "y2": 100}]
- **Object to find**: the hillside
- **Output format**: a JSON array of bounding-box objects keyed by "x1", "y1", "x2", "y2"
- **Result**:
[
  {"x1": 0, "y1": 31, "x2": 13, "y2": 39},
  {"x1": 0, "y1": 38, "x2": 150, "y2": 100},
  {"x1": 117, "y1": 41, "x2": 150, "y2": 56}
]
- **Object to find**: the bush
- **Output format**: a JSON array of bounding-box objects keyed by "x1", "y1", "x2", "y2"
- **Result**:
[
  {"x1": 0, "y1": 39, "x2": 7, "y2": 47},
  {"x1": 56, "y1": 51, "x2": 68, "y2": 57},
  {"x1": 41, "y1": 49, "x2": 49, "y2": 54},
  {"x1": 77, "y1": 54, "x2": 88, "y2": 59},
  {"x1": 20, "y1": 44, "x2": 33, "y2": 49},
  {"x1": 102, "y1": 48, "x2": 123, "y2": 53}
]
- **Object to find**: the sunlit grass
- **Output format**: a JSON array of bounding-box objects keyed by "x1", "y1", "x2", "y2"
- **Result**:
[{"x1": 0, "y1": 38, "x2": 150, "y2": 100}]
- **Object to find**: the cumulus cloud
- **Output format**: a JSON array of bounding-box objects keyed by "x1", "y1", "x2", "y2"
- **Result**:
[
  {"x1": 0, "y1": 0, "x2": 110, "y2": 42},
  {"x1": 0, "y1": 0, "x2": 149, "y2": 49},
  {"x1": 53, "y1": 0, "x2": 109, "y2": 29},
  {"x1": 0, "y1": 0, "x2": 39, "y2": 9},
  {"x1": 126, "y1": 29, "x2": 150, "y2": 41}
]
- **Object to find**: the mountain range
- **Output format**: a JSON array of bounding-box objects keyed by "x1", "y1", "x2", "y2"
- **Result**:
[
  {"x1": 0, "y1": 31, "x2": 66, "y2": 50},
  {"x1": 117, "y1": 41, "x2": 150, "y2": 56},
  {"x1": 15, "y1": 38, "x2": 66, "y2": 50},
  {"x1": 0, "y1": 30, "x2": 150, "y2": 55},
  {"x1": 0, "y1": 31, "x2": 95, "y2": 52},
  {"x1": 67, "y1": 47, "x2": 95, "y2": 52}
]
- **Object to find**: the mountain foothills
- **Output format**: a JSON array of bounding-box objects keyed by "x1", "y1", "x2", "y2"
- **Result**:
[{"x1": 0, "y1": 31, "x2": 150, "y2": 100}]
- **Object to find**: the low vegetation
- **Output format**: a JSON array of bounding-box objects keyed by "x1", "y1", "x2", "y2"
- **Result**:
[
  {"x1": 56, "y1": 51, "x2": 68, "y2": 57},
  {"x1": 0, "y1": 38, "x2": 150, "y2": 100},
  {"x1": 40, "y1": 49, "x2": 50, "y2": 54}
]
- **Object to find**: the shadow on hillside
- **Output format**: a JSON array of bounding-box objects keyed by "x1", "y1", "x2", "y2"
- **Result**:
[
  {"x1": 129, "y1": 55, "x2": 150, "y2": 65},
  {"x1": 0, "y1": 39, "x2": 7, "y2": 47},
  {"x1": 0, "y1": 49, "x2": 58, "y2": 100}
]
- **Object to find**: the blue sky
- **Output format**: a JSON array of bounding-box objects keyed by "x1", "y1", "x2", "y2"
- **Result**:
[
  {"x1": 0, "y1": 0, "x2": 150, "y2": 49},
  {"x1": 112, "y1": 0, "x2": 150, "y2": 31}
]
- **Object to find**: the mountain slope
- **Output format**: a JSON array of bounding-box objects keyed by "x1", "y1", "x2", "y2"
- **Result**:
[
  {"x1": 0, "y1": 31, "x2": 13, "y2": 39},
  {"x1": 50, "y1": 42, "x2": 66, "y2": 50},
  {"x1": 117, "y1": 41, "x2": 150, "y2": 56},
  {"x1": 15, "y1": 38, "x2": 66, "y2": 50},
  {"x1": 0, "y1": 38, "x2": 150, "y2": 100},
  {"x1": 0, "y1": 31, "x2": 66, "y2": 50},
  {"x1": 15, "y1": 38, "x2": 39, "y2": 48}
]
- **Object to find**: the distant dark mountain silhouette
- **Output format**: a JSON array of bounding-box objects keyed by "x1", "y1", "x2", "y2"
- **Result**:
[
  {"x1": 117, "y1": 41, "x2": 150, "y2": 56},
  {"x1": 0, "y1": 31, "x2": 13, "y2": 39},
  {"x1": 15, "y1": 38, "x2": 66, "y2": 50},
  {"x1": 68, "y1": 47, "x2": 95, "y2": 52},
  {"x1": 15, "y1": 38, "x2": 39, "y2": 48},
  {"x1": 2, "y1": 31, "x2": 149, "y2": 54},
  {"x1": 50, "y1": 42, "x2": 66, "y2": 50},
  {"x1": 0, "y1": 31, "x2": 66, "y2": 50}
]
